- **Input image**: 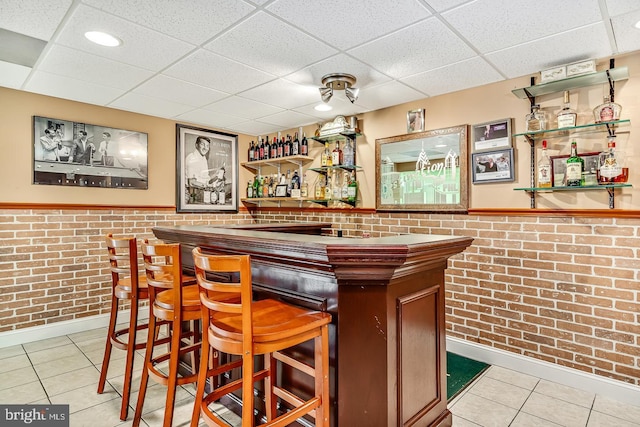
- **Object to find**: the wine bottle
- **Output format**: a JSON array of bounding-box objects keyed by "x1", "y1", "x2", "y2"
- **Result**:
[
  {"x1": 301, "y1": 133, "x2": 308, "y2": 156},
  {"x1": 565, "y1": 141, "x2": 584, "y2": 186},
  {"x1": 259, "y1": 139, "x2": 265, "y2": 160},
  {"x1": 276, "y1": 137, "x2": 283, "y2": 158},
  {"x1": 284, "y1": 135, "x2": 291, "y2": 157},
  {"x1": 292, "y1": 132, "x2": 300, "y2": 156},
  {"x1": 248, "y1": 140, "x2": 255, "y2": 162},
  {"x1": 263, "y1": 137, "x2": 269, "y2": 160},
  {"x1": 332, "y1": 141, "x2": 342, "y2": 166}
]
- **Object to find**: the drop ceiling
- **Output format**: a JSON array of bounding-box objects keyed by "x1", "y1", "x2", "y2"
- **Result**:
[{"x1": 2, "y1": 0, "x2": 640, "y2": 136}]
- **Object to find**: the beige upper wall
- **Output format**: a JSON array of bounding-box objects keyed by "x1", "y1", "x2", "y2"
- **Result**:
[{"x1": 2, "y1": 52, "x2": 638, "y2": 209}]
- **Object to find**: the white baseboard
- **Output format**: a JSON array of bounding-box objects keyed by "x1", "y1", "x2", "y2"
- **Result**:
[
  {"x1": 447, "y1": 336, "x2": 640, "y2": 407},
  {"x1": 0, "y1": 307, "x2": 149, "y2": 348}
]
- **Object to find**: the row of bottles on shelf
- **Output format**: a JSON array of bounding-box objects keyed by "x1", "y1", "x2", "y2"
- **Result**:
[
  {"x1": 320, "y1": 139, "x2": 355, "y2": 167},
  {"x1": 536, "y1": 137, "x2": 629, "y2": 188},
  {"x1": 314, "y1": 170, "x2": 358, "y2": 203},
  {"x1": 525, "y1": 91, "x2": 622, "y2": 132},
  {"x1": 248, "y1": 133, "x2": 309, "y2": 162}
]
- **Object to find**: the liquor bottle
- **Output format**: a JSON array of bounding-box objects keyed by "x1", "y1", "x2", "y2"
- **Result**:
[
  {"x1": 343, "y1": 138, "x2": 355, "y2": 167},
  {"x1": 598, "y1": 135, "x2": 622, "y2": 184},
  {"x1": 253, "y1": 175, "x2": 260, "y2": 197},
  {"x1": 248, "y1": 141, "x2": 255, "y2": 162},
  {"x1": 341, "y1": 171, "x2": 349, "y2": 199},
  {"x1": 247, "y1": 180, "x2": 253, "y2": 198},
  {"x1": 332, "y1": 170, "x2": 340, "y2": 199},
  {"x1": 314, "y1": 178, "x2": 323, "y2": 199},
  {"x1": 284, "y1": 135, "x2": 291, "y2": 157},
  {"x1": 556, "y1": 90, "x2": 577, "y2": 128},
  {"x1": 267, "y1": 176, "x2": 274, "y2": 197},
  {"x1": 525, "y1": 105, "x2": 547, "y2": 132},
  {"x1": 347, "y1": 171, "x2": 357, "y2": 203},
  {"x1": 593, "y1": 96, "x2": 622, "y2": 123},
  {"x1": 300, "y1": 173, "x2": 308, "y2": 198},
  {"x1": 325, "y1": 174, "x2": 332, "y2": 200},
  {"x1": 332, "y1": 141, "x2": 342, "y2": 166},
  {"x1": 285, "y1": 169, "x2": 292, "y2": 196},
  {"x1": 292, "y1": 132, "x2": 300, "y2": 156},
  {"x1": 259, "y1": 139, "x2": 265, "y2": 160},
  {"x1": 537, "y1": 140, "x2": 552, "y2": 188},
  {"x1": 321, "y1": 142, "x2": 329, "y2": 167},
  {"x1": 276, "y1": 137, "x2": 283, "y2": 158},
  {"x1": 325, "y1": 142, "x2": 333, "y2": 167},
  {"x1": 301, "y1": 133, "x2": 308, "y2": 156},
  {"x1": 565, "y1": 141, "x2": 584, "y2": 186},
  {"x1": 257, "y1": 177, "x2": 264, "y2": 197},
  {"x1": 291, "y1": 170, "x2": 300, "y2": 190}
]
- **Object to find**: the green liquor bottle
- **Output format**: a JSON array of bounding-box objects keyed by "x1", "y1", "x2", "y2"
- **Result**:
[{"x1": 565, "y1": 141, "x2": 584, "y2": 187}]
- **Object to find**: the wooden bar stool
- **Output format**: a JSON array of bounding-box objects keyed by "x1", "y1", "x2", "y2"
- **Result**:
[
  {"x1": 97, "y1": 234, "x2": 150, "y2": 421},
  {"x1": 132, "y1": 241, "x2": 203, "y2": 427},
  {"x1": 190, "y1": 248, "x2": 332, "y2": 427}
]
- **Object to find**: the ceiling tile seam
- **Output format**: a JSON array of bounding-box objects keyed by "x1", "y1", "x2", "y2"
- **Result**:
[{"x1": 597, "y1": 0, "x2": 619, "y2": 54}]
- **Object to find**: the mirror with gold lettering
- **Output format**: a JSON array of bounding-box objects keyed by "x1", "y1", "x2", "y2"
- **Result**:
[{"x1": 375, "y1": 125, "x2": 468, "y2": 212}]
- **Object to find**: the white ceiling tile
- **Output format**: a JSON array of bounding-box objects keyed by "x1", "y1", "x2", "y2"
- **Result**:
[
  {"x1": 257, "y1": 110, "x2": 318, "y2": 128},
  {"x1": 0, "y1": 0, "x2": 72, "y2": 41},
  {"x1": 443, "y1": 0, "x2": 602, "y2": 53},
  {"x1": 401, "y1": 57, "x2": 503, "y2": 96},
  {"x1": 355, "y1": 81, "x2": 426, "y2": 111},
  {"x1": 349, "y1": 18, "x2": 476, "y2": 78},
  {"x1": 423, "y1": 0, "x2": 474, "y2": 12},
  {"x1": 56, "y1": 4, "x2": 194, "y2": 71},
  {"x1": 240, "y1": 79, "x2": 320, "y2": 109},
  {"x1": 228, "y1": 121, "x2": 284, "y2": 137},
  {"x1": 83, "y1": 0, "x2": 255, "y2": 45},
  {"x1": 109, "y1": 92, "x2": 194, "y2": 118},
  {"x1": 203, "y1": 96, "x2": 284, "y2": 119},
  {"x1": 134, "y1": 75, "x2": 229, "y2": 108},
  {"x1": 486, "y1": 23, "x2": 612, "y2": 79},
  {"x1": 610, "y1": 10, "x2": 640, "y2": 54},
  {"x1": 37, "y1": 44, "x2": 153, "y2": 90},
  {"x1": 204, "y1": 12, "x2": 336, "y2": 77},
  {"x1": 267, "y1": 0, "x2": 431, "y2": 49},
  {"x1": 285, "y1": 54, "x2": 391, "y2": 88},
  {"x1": 164, "y1": 49, "x2": 276, "y2": 94},
  {"x1": 175, "y1": 109, "x2": 246, "y2": 129},
  {"x1": 0, "y1": 61, "x2": 32, "y2": 89},
  {"x1": 24, "y1": 70, "x2": 123, "y2": 105},
  {"x1": 605, "y1": 0, "x2": 640, "y2": 16}
]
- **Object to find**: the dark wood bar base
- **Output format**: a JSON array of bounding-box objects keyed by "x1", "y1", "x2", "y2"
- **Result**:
[{"x1": 153, "y1": 223, "x2": 472, "y2": 427}]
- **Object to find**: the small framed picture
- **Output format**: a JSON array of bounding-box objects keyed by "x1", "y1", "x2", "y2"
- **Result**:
[
  {"x1": 275, "y1": 184, "x2": 288, "y2": 197},
  {"x1": 407, "y1": 109, "x2": 425, "y2": 133},
  {"x1": 472, "y1": 118, "x2": 512, "y2": 152},
  {"x1": 550, "y1": 152, "x2": 599, "y2": 187},
  {"x1": 472, "y1": 148, "x2": 515, "y2": 184}
]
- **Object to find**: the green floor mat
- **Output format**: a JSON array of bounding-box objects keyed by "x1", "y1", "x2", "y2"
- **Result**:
[{"x1": 447, "y1": 352, "x2": 490, "y2": 400}]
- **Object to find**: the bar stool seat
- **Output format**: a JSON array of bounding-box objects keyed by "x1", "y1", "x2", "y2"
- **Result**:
[{"x1": 190, "y1": 248, "x2": 332, "y2": 427}]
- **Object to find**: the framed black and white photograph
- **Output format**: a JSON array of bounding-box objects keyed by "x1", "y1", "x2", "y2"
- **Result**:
[
  {"x1": 407, "y1": 108, "x2": 425, "y2": 133},
  {"x1": 472, "y1": 118, "x2": 512, "y2": 152},
  {"x1": 176, "y1": 124, "x2": 238, "y2": 213},
  {"x1": 33, "y1": 116, "x2": 148, "y2": 189},
  {"x1": 472, "y1": 148, "x2": 515, "y2": 184},
  {"x1": 551, "y1": 152, "x2": 599, "y2": 187}
]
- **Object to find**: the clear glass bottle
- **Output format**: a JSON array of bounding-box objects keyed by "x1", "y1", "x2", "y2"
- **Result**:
[
  {"x1": 593, "y1": 96, "x2": 622, "y2": 123},
  {"x1": 537, "y1": 140, "x2": 552, "y2": 188},
  {"x1": 343, "y1": 138, "x2": 355, "y2": 166},
  {"x1": 557, "y1": 91, "x2": 577, "y2": 128},
  {"x1": 597, "y1": 135, "x2": 622, "y2": 184},
  {"x1": 565, "y1": 141, "x2": 584, "y2": 186},
  {"x1": 525, "y1": 104, "x2": 547, "y2": 132},
  {"x1": 347, "y1": 171, "x2": 358, "y2": 203},
  {"x1": 300, "y1": 173, "x2": 308, "y2": 198}
]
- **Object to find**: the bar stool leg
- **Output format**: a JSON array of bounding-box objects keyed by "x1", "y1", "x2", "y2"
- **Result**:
[
  {"x1": 316, "y1": 325, "x2": 330, "y2": 427},
  {"x1": 132, "y1": 307, "x2": 158, "y2": 427},
  {"x1": 162, "y1": 321, "x2": 182, "y2": 426},
  {"x1": 120, "y1": 295, "x2": 140, "y2": 420},
  {"x1": 191, "y1": 329, "x2": 211, "y2": 427},
  {"x1": 97, "y1": 293, "x2": 118, "y2": 394}
]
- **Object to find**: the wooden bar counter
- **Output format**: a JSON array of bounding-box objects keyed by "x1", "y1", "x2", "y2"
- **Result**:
[{"x1": 153, "y1": 223, "x2": 473, "y2": 427}]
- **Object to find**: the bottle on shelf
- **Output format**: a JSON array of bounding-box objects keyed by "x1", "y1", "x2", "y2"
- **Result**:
[
  {"x1": 248, "y1": 141, "x2": 255, "y2": 162},
  {"x1": 292, "y1": 132, "x2": 300, "y2": 156},
  {"x1": 247, "y1": 180, "x2": 253, "y2": 198},
  {"x1": 332, "y1": 141, "x2": 342, "y2": 166},
  {"x1": 343, "y1": 138, "x2": 355, "y2": 167},
  {"x1": 259, "y1": 138, "x2": 265, "y2": 161},
  {"x1": 257, "y1": 176, "x2": 264, "y2": 197},
  {"x1": 314, "y1": 177, "x2": 323, "y2": 200},
  {"x1": 321, "y1": 142, "x2": 329, "y2": 167},
  {"x1": 341, "y1": 171, "x2": 349, "y2": 199},
  {"x1": 276, "y1": 136, "x2": 283, "y2": 158},
  {"x1": 285, "y1": 169, "x2": 292, "y2": 196},
  {"x1": 291, "y1": 170, "x2": 300, "y2": 191},
  {"x1": 597, "y1": 135, "x2": 622, "y2": 184},
  {"x1": 267, "y1": 176, "x2": 274, "y2": 197},
  {"x1": 301, "y1": 133, "x2": 308, "y2": 156},
  {"x1": 537, "y1": 140, "x2": 552, "y2": 188},
  {"x1": 347, "y1": 171, "x2": 357, "y2": 203},
  {"x1": 556, "y1": 90, "x2": 577, "y2": 128},
  {"x1": 593, "y1": 96, "x2": 622, "y2": 123},
  {"x1": 284, "y1": 135, "x2": 291, "y2": 157},
  {"x1": 332, "y1": 170, "x2": 340, "y2": 199},
  {"x1": 300, "y1": 173, "x2": 308, "y2": 198},
  {"x1": 325, "y1": 173, "x2": 332, "y2": 200},
  {"x1": 565, "y1": 141, "x2": 584, "y2": 186},
  {"x1": 253, "y1": 175, "x2": 260, "y2": 198},
  {"x1": 525, "y1": 104, "x2": 547, "y2": 132}
]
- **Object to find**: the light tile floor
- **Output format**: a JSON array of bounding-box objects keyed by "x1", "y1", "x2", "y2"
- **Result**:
[{"x1": 1, "y1": 326, "x2": 639, "y2": 427}]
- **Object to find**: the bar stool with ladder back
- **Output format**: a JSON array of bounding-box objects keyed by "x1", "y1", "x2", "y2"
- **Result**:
[
  {"x1": 190, "y1": 248, "x2": 332, "y2": 427},
  {"x1": 97, "y1": 234, "x2": 195, "y2": 421}
]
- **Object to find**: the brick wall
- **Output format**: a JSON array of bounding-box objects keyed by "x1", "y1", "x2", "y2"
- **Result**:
[{"x1": 1, "y1": 207, "x2": 638, "y2": 386}]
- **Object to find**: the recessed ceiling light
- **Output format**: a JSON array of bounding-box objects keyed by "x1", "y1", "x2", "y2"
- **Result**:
[
  {"x1": 635, "y1": 20, "x2": 640, "y2": 30},
  {"x1": 314, "y1": 104, "x2": 332, "y2": 111},
  {"x1": 84, "y1": 31, "x2": 121, "y2": 47}
]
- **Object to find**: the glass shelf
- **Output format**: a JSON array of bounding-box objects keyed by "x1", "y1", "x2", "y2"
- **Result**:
[
  {"x1": 512, "y1": 67, "x2": 629, "y2": 99},
  {"x1": 310, "y1": 165, "x2": 362, "y2": 173},
  {"x1": 241, "y1": 197, "x2": 356, "y2": 207},
  {"x1": 514, "y1": 184, "x2": 631, "y2": 192},
  {"x1": 513, "y1": 120, "x2": 630, "y2": 139},
  {"x1": 241, "y1": 155, "x2": 313, "y2": 171},
  {"x1": 310, "y1": 132, "x2": 361, "y2": 144}
]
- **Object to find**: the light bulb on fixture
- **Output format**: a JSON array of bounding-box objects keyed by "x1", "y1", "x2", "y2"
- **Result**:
[
  {"x1": 85, "y1": 31, "x2": 122, "y2": 47},
  {"x1": 318, "y1": 73, "x2": 359, "y2": 104}
]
